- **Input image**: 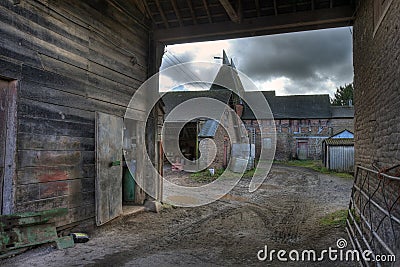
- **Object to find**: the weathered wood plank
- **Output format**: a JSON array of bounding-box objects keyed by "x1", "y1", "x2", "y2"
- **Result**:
[
  {"x1": 18, "y1": 98, "x2": 94, "y2": 123},
  {"x1": 18, "y1": 117, "x2": 94, "y2": 138},
  {"x1": 15, "y1": 196, "x2": 68, "y2": 213},
  {"x1": 47, "y1": 0, "x2": 148, "y2": 54},
  {"x1": 59, "y1": 0, "x2": 148, "y2": 49},
  {"x1": 15, "y1": 184, "x2": 40, "y2": 203},
  {"x1": 18, "y1": 150, "x2": 94, "y2": 168},
  {"x1": 18, "y1": 0, "x2": 90, "y2": 46},
  {"x1": 56, "y1": 204, "x2": 95, "y2": 226},
  {"x1": 1, "y1": 80, "x2": 18, "y2": 215},
  {"x1": 0, "y1": 4, "x2": 89, "y2": 60},
  {"x1": 68, "y1": 191, "x2": 95, "y2": 209},
  {"x1": 18, "y1": 133, "x2": 94, "y2": 151},
  {"x1": 95, "y1": 112, "x2": 123, "y2": 226},
  {"x1": 32, "y1": 0, "x2": 91, "y2": 29},
  {"x1": 0, "y1": 57, "x2": 22, "y2": 80},
  {"x1": 0, "y1": 14, "x2": 88, "y2": 70},
  {"x1": 0, "y1": 35, "x2": 41, "y2": 68},
  {"x1": 17, "y1": 165, "x2": 94, "y2": 185},
  {"x1": 0, "y1": 80, "x2": 7, "y2": 213},
  {"x1": 88, "y1": 38, "x2": 147, "y2": 81},
  {"x1": 19, "y1": 80, "x2": 128, "y2": 117},
  {"x1": 88, "y1": 26, "x2": 148, "y2": 67},
  {"x1": 0, "y1": 0, "x2": 151, "y2": 227},
  {"x1": 88, "y1": 61, "x2": 144, "y2": 92},
  {"x1": 72, "y1": 179, "x2": 92, "y2": 193},
  {"x1": 21, "y1": 65, "x2": 137, "y2": 108},
  {"x1": 39, "y1": 181, "x2": 69, "y2": 199},
  {"x1": 88, "y1": 50, "x2": 146, "y2": 83}
]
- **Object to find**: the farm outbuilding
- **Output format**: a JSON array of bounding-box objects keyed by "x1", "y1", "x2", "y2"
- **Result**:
[
  {"x1": 322, "y1": 130, "x2": 354, "y2": 173},
  {"x1": 0, "y1": 0, "x2": 399, "y2": 262}
]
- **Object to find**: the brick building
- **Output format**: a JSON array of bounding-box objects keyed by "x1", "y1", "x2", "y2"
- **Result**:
[
  {"x1": 242, "y1": 91, "x2": 354, "y2": 161},
  {"x1": 163, "y1": 88, "x2": 354, "y2": 168}
]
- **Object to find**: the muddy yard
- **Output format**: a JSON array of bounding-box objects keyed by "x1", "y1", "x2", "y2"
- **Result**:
[{"x1": 2, "y1": 164, "x2": 355, "y2": 266}]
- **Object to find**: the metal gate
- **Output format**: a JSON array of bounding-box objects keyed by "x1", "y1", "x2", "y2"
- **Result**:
[{"x1": 346, "y1": 165, "x2": 400, "y2": 266}]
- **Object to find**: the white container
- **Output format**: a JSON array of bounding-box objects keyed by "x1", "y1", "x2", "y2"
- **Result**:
[{"x1": 208, "y1": 168, "x2": 215, "y2": 176}]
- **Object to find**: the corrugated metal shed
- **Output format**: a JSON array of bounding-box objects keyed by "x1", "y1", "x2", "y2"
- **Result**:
[
  {"x1": 330, "y1": 129, "x2": 354, "y2": 139},
  {"x1": 198, "y1": 120, "x2": 219, "y2": 137},
  {"x1": 323, "y1": 138, "x2": 354, "y2": 173}
]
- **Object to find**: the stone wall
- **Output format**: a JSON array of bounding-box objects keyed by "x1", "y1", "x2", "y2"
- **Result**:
[
  {"x1": 352, "y1": 0, "x2": 400, "y2": 258},
  {"x1": 199, "y1": 125, "x2": 230, "y2": 170},
  {"x1": 354, "y1": 0, "x2": 400, "y2": 168}
]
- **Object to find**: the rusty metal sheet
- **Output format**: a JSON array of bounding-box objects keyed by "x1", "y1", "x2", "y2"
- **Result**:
[
  {"x1": 0, "y1": 208, "x2": 69, "y2": 256},
  {"x1": 95, "y1": 112, "x2": 123, "y2": 226}
]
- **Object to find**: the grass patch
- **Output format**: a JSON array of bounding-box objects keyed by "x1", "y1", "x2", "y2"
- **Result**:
[
  {"x1": 242, "y1": 168, "x2": 256, "y2": 178},
  {"x1": 320, "y1": 209, "x2": 348, "y2": 227},
  {"x1": 277, "y1": 160, "x2": 354, "y2": 179}
]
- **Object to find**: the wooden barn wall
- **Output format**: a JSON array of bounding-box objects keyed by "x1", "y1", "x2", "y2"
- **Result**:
[{"x1": 0, "y1": 0, "x2": 151, "y2": 226}]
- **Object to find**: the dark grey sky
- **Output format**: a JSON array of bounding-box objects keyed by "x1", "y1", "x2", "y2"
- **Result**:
[{"x1": 161, "y1": 27, "x2": 354, "y2": 97}]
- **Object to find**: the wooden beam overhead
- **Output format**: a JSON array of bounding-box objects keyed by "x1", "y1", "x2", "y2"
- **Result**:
[
  {"x1": 202, "y1": 0, "x2": 213, "y2": 23},
  {"x1": 171, "y1": 0, "x2": 183, "y2": 26},
  {"x1": 133, "y1": 0, "x2": 146, "y2": 16},
  {"x1": 219, "y1": 0, "x2": 240, "y2": 23},
  {"x1": 154, "y1": 6, "x2": 355, "y2": 44},
  {"x1": 255, "y1": 0, "x2": 260, "y2": 17},
  {"x1": 273, "y1": 0, "x2": 278, "y2": 16},
  {"x1": 155, "y1": 0, "x2": 169, "y2": 28},
  {"x1": 186, "y1": 0, "x2": 198, "y2": 25},
  {"x1": 237, "y1": 0, "x2": 243, "y2": 23},
  {"x1": 139, "y1": 0, "x2": 156, "y2": 24}
]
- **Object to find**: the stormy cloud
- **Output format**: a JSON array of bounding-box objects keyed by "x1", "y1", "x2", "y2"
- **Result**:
[{"x1": 161, "y1": 27, "x2": 354, "y2": 97}]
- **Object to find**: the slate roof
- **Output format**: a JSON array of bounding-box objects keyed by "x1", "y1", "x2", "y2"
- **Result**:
[
  {"x1": 331, "y1": 106, "x2": 355, "y2": 118},
  {"x1": 161, "y1": 89, "x2": 232, "y2": 115},
  {"x1": 198, "y1": 120, "x2": 219, "y2": 137},
  {"x1": 162, "y1": 87, "x2": 355, "y2": 122},
  {"x1": 242, "y1": 92, "x2": 332, "y2": 119}
]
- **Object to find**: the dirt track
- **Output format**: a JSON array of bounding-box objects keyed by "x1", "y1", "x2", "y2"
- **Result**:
[{"x1": 2, "y1": 164, "x2": 355, "y2": 266}]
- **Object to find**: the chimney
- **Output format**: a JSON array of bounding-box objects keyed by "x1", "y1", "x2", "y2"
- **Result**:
[{"x1": 348, "y1": 99, "x2": 353, "y2": 107}]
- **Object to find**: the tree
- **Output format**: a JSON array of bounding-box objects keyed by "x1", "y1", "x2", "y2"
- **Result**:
[{"x1": 331, "y1": 83, "x2": 354, "y2": 106}]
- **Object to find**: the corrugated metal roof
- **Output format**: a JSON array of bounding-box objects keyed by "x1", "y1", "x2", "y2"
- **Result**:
[
  {"x1": 324, "y1": 138, "x2": 354, "y2": 146},
  {"x1": 198, "y1": 120, "x2": 219, "y2": 137}
]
